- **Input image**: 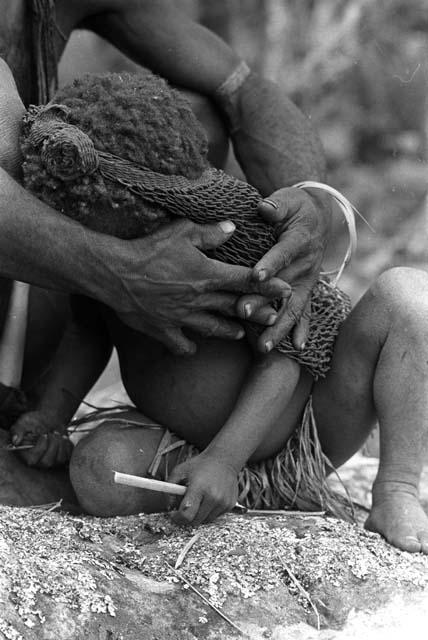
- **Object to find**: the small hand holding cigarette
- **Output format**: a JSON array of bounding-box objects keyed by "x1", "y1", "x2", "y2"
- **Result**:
[
  {"x1": 10, "y1": 410, "x2": 73, "y2": 468},
  {"x1": 113, "y1": 473, "x2": 326, "y2": 518},
  {"x1": 115, "y1": 452, "x2": 239, "y2": 526}
]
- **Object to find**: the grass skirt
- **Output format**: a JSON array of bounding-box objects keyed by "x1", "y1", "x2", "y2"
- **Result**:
[{"x1": 71, "y1": 398, "x2": 353, "y2": 521}]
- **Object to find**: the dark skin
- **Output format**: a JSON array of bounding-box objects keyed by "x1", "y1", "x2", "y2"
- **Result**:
[
  {"x1": 4, "y1": 3, "x2": 428, "y2": 556},
  {"x1": 11, "y1": 267, "x2": 428, "y2": 554},
  {"x1": 0, "y1": 0, "x2": 330, "y2": 356},
  {"x1": 11, "y1": 301, "x2": 309, "y2": 526}
]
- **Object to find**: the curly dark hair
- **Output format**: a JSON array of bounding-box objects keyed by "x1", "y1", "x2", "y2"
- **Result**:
[{"x1": 21, "y1": 70, "x2": 209, "y2": 238}]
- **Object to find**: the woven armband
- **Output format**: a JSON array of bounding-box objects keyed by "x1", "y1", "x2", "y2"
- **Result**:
[{"x1": 214, "y1": 61, "x2": 251, "y2": 133}]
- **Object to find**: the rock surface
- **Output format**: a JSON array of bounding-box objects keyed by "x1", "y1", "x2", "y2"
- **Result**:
[{"x1": 1, "y1": 474, "x2": 428, "y2": 640}]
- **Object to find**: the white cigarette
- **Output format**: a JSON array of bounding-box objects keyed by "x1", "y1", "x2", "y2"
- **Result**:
[{"x1": 113, "y1": 471, "x2": 186, "y2": 496}]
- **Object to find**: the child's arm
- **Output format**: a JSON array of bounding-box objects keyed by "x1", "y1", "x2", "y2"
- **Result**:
[
  {"x1": 11, "y1": 298, "x2": 113, "y2": 468},
  {"x1": 169, "y1": 351, "x2": 302, "y2": 525}
]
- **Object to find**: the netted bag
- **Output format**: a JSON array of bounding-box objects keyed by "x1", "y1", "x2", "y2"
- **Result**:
[
  {"x1": 21, "y1": 72, "x2": 207, "y2": 238},
  {"x1": 21, "y1": 74, "x2": 351, "y2": 378},
  {"x1": 99, "y1": 157, "x2": 351, "y2": 378}
]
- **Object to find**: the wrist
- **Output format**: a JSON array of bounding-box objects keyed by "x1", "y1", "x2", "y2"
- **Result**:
[
  {"x1": 214, "y1": 61, "x2": 251, "y2": 134},
  {"x1": 31, "y1": 407, "x2": 65, "y2": 430},
  {"x1": 202, "y1": 444, "x2": 244, "y2": 474},
  {"x1": 75, "y1": 232, "x2": 144, "y2": 310},
  {"x1": 304, "y1": 188, "x2": 332, "y2": 236}
]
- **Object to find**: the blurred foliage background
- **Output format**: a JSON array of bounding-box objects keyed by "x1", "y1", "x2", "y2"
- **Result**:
[{"x1": 59, "y1": 0, "x2": 428, "y2": 302}]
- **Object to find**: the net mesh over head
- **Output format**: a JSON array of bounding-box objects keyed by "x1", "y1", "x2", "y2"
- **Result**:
[{"x1": 22, "y1": 103, "x2": 351, "y2": 378}]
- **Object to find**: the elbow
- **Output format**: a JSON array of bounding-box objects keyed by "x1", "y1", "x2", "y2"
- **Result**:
[
  {"x1": 0, "y1": 144, "x2": 23, "y2": 180},
  {"x1": 0, "y1": 59, "x2": 25, "y2": 178}
]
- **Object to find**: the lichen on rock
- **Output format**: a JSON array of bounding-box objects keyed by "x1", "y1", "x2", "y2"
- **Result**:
[{"x1": 1, "y1": 504, "x2": 428, "y2": 639}]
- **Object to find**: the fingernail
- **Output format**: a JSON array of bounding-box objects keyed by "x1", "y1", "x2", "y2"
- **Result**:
[
  {"x1": 257, "y1": 269, "x2": 268, "y2": 282},
  {"x1": 183, "y1": 502, "x2": 192, "y2": 510},
  {"x1": 219, "y1": 221, "x2": 235, "y2": 234},
  {"x1": 236, "y1": 329, "x2": 245, "y2": 340},
  {"x1": 12, "y1": 435, "x2": 18, "y2": 445},
  {"x1": 244, "y1": 303, "x2": 252, "y2": 318},
  {"x1": 282, "y1": 286, "x2": 292, "y2": 298},
  {"x1": 404, "y1": 536, "x2": 419, "y2": 543},
  {"x1": 263, "y1": 198, "x2": 279, "y2": 210},
  {"x1": 300, "y1": 342, "x2": 306, "y2": 351},
  {"x1": 268, "y1": 314, "x2": 277, "y2": 326},
  {"x1": 265, "y1": 340, "x2": 274, "y2": 353}
]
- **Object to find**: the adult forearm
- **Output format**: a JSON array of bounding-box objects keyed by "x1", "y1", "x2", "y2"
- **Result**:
[
  {"x1": 0, "y1": 167, "x2": 110, "y2": 299},
  {"x1": 217, "y1": 71, "x2": 326, "y2": 195},
  {"x1": 87, "y1": 8, "x2": 325, "y2": 197}
]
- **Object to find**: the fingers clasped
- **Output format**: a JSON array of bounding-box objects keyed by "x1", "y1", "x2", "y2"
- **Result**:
[
  {"x1": 235, "y1": 186, "x2": 331, "y2": 352},
  {"x1": 117, "y1": 217, "x2": 292, "y2": 356}
]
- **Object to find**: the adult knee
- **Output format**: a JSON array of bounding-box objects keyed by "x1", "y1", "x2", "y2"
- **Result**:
[{"x1": 69, "y1": 421, "x2": 171, "y2": 517}]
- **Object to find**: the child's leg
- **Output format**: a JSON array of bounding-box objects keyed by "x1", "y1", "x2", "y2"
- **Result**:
[
  {"x1": 70, "y1": 353, "x2": 312, "y2": 518},
  {"x1": 312, "y1": 267, "x2": 428, "y2": 553}
]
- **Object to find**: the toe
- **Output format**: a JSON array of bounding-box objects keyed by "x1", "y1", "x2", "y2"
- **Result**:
[
  {"x1": 418, "y1": 531, "x2": 428, "y2": 554},
  {"x1": 395, "y1": 534, "x2": 422, "y2": 553},
  {"x1": 365, "y1": 494, "x2": 428, "y2": 553},
  {"x1": 366, "y1": 515, "x2": 422, "y2": 553}
]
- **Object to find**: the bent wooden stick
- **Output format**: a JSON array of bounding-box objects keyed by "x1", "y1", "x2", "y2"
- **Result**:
[{"x1": 0, "y1": 281, "x2": 30, "y2": 387}]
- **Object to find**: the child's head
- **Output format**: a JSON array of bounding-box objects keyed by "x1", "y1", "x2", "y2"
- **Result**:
[{"x1": 21, "y1": 71, "x2": 209, "y2": 238}]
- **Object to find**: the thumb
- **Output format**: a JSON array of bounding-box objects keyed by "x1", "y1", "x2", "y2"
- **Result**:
[
  {"x1": 173, "y1": 484, "x2": 204, "y2": 525},
  {"x1": 191, "y1": 220, "x2": 236, "y2": 251},
  {"x1": 257, "y1": 189, "x2": 294, "y2": 224},
  {"x1": 168, "y1": 463, "x2": 189, "y2": 487},
  {"x1": 10, "y1": 418, "x2": 28, "y2": 445}
]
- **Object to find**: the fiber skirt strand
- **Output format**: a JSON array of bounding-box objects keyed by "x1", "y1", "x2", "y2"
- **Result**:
[{"x1": 236, "y1": 398, "x2": 352, "y2": 520}]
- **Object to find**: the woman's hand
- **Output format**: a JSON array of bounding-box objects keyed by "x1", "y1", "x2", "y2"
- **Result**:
[
  {"x1": 168, "y1": 452, "x2": 239, "y2": 526},
  {"x1": 237, "y1": 187, "x2": 331, "y2": 352},
  {"x1": 106, "y1": 218, "x2": 291, "y2": 356},
  {"x1": 10, "y1": 410, "x2": 73, "y2": 468}
]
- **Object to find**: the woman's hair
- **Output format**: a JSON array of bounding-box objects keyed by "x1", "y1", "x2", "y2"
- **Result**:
[{"x1": 21, "y1": 70, "x2": 209, "y2": 238}]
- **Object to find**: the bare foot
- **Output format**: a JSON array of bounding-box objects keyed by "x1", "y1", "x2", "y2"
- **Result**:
[{"x1": 365, "y1": 483, "x2": 428, "y2": 553}]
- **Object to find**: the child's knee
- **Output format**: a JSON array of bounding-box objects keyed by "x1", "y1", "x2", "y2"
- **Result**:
[
  {"x1": 343, "y1": 267, "x2": 428, "y2": 353},
  {"x1": 69, "y1": 422, "x2": 171, "y2": 517},
  {"x1": 372, "y1": 267, "x2": 428, "y2": 329}
]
